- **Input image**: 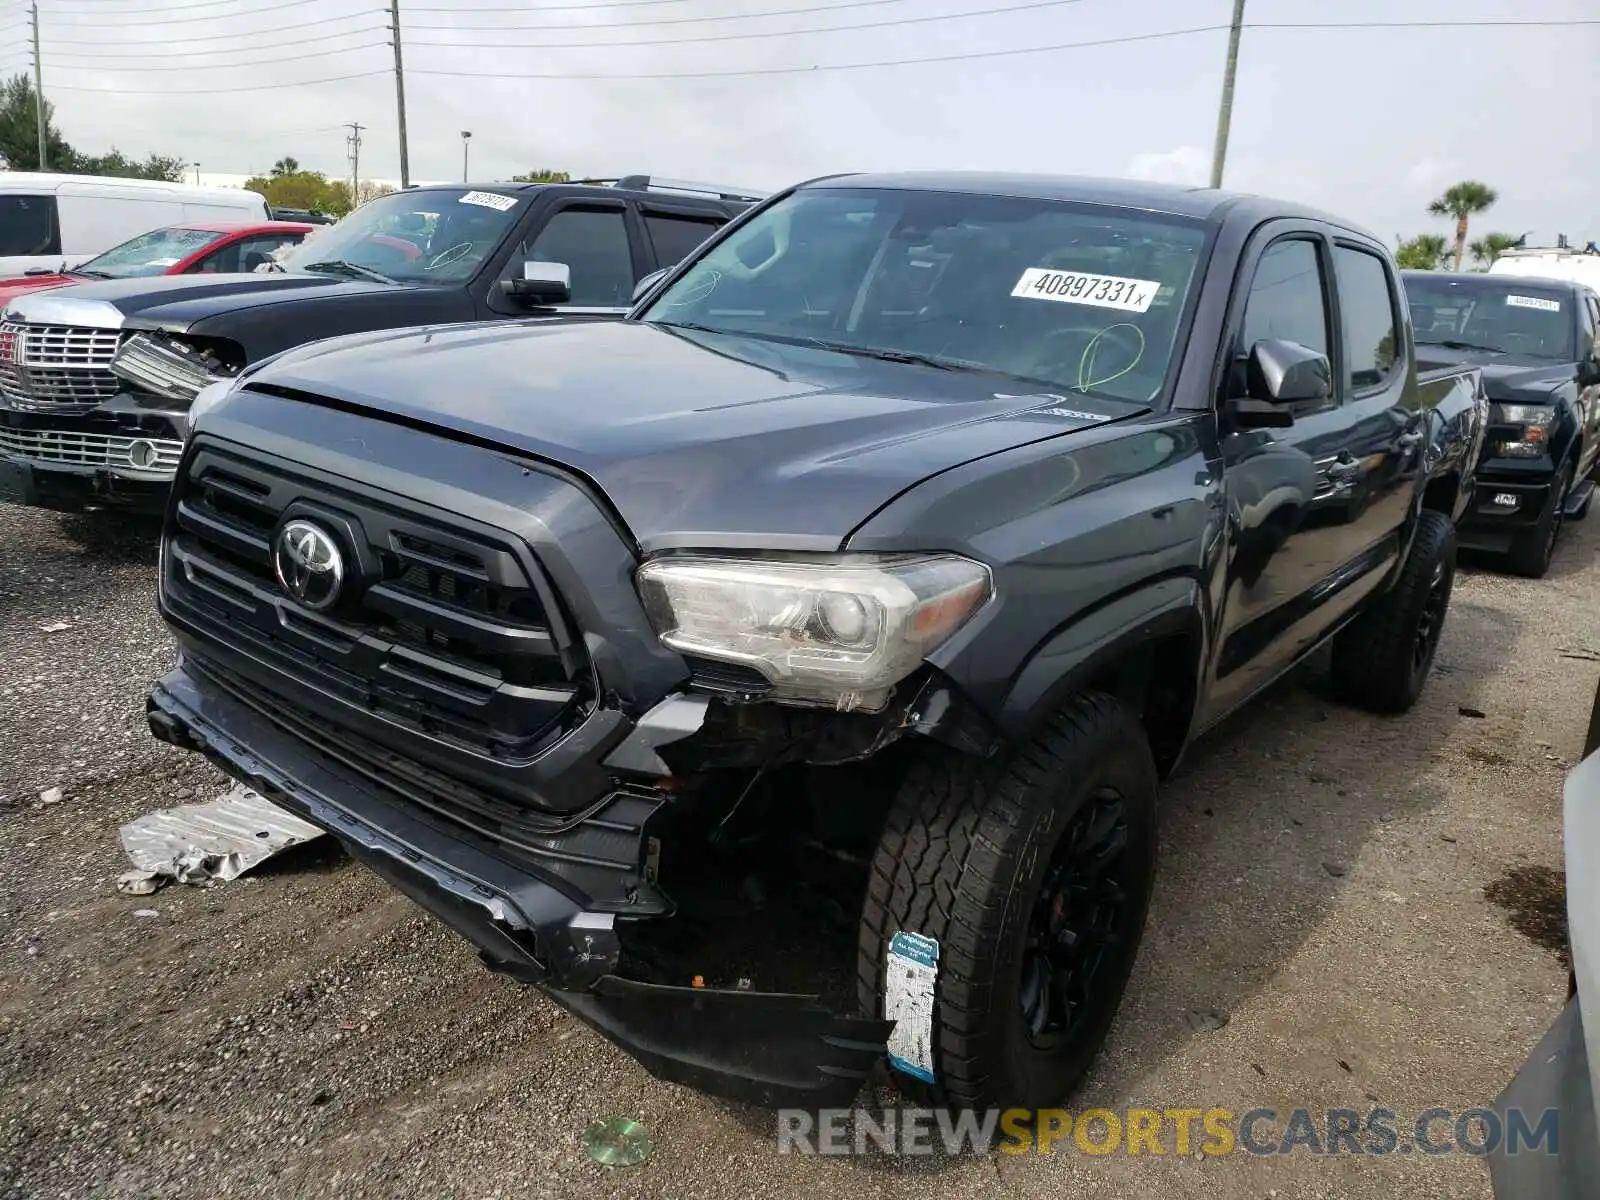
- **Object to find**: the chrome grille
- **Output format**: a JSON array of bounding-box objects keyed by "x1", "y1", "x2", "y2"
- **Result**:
[
  {"x1": 0, "y1": 321, "x2": 123, "y2": 412},
  {"x1": 0, "y1": 427, "x2": 183, "y2": 476}
]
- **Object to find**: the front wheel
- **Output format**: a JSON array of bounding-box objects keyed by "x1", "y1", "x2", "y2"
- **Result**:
[
  {"x1": 856, "y1": 692, "x2": 1159, "y2": 1112},
  {"x1": 1506, "y1": 462, "x2": 1572, "y2": 578}
]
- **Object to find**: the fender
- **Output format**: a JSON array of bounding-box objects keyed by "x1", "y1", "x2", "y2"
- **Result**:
[{"x1": 996, "y1": 574, "x2": 1208, "y2": 753}]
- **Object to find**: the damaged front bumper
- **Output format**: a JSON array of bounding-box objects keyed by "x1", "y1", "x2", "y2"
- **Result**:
[{"x1": 147, "y1": 662, "x2": 891, "y2": 1108}]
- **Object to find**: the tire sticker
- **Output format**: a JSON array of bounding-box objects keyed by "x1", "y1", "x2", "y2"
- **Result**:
[
  {"x1": 885, "y1": 930, "x2": 940, "y2": 1083},
  {"x1": 1011, "y1": 267, "x2": 1161, "y2": 313},
  {"x1": 458, "y1": 190, "x2": 518, "y2": 212}
]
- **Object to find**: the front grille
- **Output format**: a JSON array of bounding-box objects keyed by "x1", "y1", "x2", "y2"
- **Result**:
[
  {"x1": 164, "y1": 443, "x2": 593, "y2": 762},
  {"x1": 0, "y1": 321, "x2": 123, "y2": 412},
  {"x1": 0, "y1": 426, "x2": 183, "y2": 475}
]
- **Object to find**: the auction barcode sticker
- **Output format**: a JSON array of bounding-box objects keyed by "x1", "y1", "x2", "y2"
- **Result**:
[
  {"x1": 458, "y1": 190, "x2": 518, "y2": 212},
  {"x1": 1505, "y1": 294, "x2": 1561, "y2": 312},
  {"x1": 1012, "y1": 268, "x2": 1161, "y2": 313}
]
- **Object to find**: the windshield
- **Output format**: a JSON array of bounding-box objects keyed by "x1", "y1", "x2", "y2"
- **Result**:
[
  {"x1": 638, "y1": 187, "x2": 1209, "y2": 403},
  {"x1": 75, "y1": 226, "x2": 220, "y2": 278},
  {"x1": 1406, "y1": 275, "x2": 1575, "y2": 361},
  {"x1": 276, "y1": 187, "x2": 524, "y2": 284}
]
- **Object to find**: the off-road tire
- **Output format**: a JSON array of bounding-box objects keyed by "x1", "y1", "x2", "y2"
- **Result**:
[
  {"x1": 856, "y1": 692, "x2": 1159, "y2": 1112},
  {"x1": 1330, "y1": 508, "x2": 1455, "y2": 713},
  {"x1": 1506, "y1": 462, "x2": 1572, "y2": 578}
]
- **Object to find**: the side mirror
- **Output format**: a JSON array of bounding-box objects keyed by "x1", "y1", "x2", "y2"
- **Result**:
[
  {"x1": 631, "y1": 268, "x2": 668, "y2": 304},
  {"x1": 1226, "y1": 339, "x2": 1331, "y2": 429},
  {"x1": 500, "y1": 260, "x2": 571, "y2": 305},
  {"x1": 1579, "y1": 356, "x2": 1600, "y2": 388}
]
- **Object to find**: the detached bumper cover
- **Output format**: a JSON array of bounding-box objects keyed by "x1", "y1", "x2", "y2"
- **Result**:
[
  {"x1": 146, "y1": 662, "x2": 890, "y2": 1107},
  {"x1": 1488, "y1": 998, "x2": 1599, "y2": 1198}
]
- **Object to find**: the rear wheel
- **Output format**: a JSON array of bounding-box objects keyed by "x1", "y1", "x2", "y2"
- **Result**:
[
  {"x1": 1331, "y1": 509, "x2": 1456, "y2": 713},
  {"x1": 1506, "y1": 462, "x2": 1572, "y2": 578},
  {"x1": 856, "y1": 692, "x2": 1159, "y2": 1112}
]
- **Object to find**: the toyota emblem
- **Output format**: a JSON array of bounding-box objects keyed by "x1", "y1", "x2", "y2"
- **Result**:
[{"x1": 272, "y1": 519, "x2": 345, "y2": 610}]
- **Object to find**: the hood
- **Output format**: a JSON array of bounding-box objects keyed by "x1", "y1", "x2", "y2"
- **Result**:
[
  {"x1": 0, "y1": 274, "x2": 73, "y2": 310},
  {"x1": 224, "y1": 320, "x2": 1147, "y2": 551},
  {"x1": 1416, "y1": 343, "x2": 1574, "y2": 403},
  {"x1": 5, "y1": 272, "x2": 400, "y2": 331}
]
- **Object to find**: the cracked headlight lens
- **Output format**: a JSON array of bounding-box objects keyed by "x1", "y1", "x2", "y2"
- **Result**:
[{"x1": 636, "y1": 553, "x2": 993, "y2": 712}]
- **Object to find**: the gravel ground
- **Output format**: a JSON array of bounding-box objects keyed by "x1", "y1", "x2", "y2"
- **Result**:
[{"x1": 0, "y1": 503, "x2": 1589, "y2": 1199}]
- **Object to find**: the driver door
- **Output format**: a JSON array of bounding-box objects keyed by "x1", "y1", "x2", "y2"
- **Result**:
[{"x1": 480, "y1": 200, "x2": 643, "y2": 321}]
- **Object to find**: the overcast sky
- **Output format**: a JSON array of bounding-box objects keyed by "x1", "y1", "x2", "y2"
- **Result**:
[{"x1": 4, "y1": 0, "x2": 1595, "y2": 245}]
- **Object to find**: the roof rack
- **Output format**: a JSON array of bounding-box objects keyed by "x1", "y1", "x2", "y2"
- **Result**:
[{"x1": 570, "y1": 175, "x2": 767, "y2": 203}]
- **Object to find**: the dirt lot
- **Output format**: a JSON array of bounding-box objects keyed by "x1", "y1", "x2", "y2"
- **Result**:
[{"x1": 0, "y1": 503, "x2": 1588, "y2": 1200}]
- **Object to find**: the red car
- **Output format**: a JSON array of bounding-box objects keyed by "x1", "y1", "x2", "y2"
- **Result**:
[{"x1": 0, "y1": 220, "x2": 315, "y2": 309}]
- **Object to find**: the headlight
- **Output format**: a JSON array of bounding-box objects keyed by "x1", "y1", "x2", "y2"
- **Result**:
[
  {"x1": 1491, "y1": 403, "x2": 1553, "y2": 427},
  {"x1": 185, "y1": 378, "x2": 237, "y2": 436},
  {"x1": 636, "y1": 553, "x2": 993, "y2": 712}
]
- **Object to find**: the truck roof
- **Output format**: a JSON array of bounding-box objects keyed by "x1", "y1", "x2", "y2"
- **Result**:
[
  {"x1": 804, "y1": 170, "x2": 1373, "y2": 235},
  {"x1": 1401, "y1": 269, "x2": 1593, "y2": 296}
]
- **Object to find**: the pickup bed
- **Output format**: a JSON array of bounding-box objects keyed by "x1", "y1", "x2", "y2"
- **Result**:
[
  {"x1": 147, "y1": 172, "x2": 1487, "y2": 1111},
  {"x1": 0, "y1": 176, "x2": 756, "y2": 516}
]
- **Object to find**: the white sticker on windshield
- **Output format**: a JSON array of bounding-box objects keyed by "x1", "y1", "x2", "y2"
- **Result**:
[
  {"x1": 458, "y1": 190, "x2": 517, "y2": 212},
  {"x1": 1012, "y1": 268, "x2": 1161, "y2": 313},
  {"x1": 1506, "y1": 294, "x2": 1560, "y2": 312},
  {"x1": 146, "y1": 258, "x2": 179, "y2": 267}
]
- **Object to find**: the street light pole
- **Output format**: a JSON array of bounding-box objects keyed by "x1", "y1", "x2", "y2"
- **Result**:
[
  {"x1": 461, "y1": 131, "x2": 471, "y2": 183},
  {"x1": 1209, "y1": 0, "x2": 1247, "y2": 189},
  {"x1": 192, "y1": 162, "x2": 200, "y2": 186}
]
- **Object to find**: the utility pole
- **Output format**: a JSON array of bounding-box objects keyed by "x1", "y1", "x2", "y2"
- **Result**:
[
  {"x1": 388, "y1": 0, "x2": 409, "y2": 188},
  {"x1": 345, "y1": 122, "x2": 365, "y2": 205},
  {"x1": 29, "y1": 1, "x2": 45, "y2": 171},
  {"x1": 1209, "y1": 0, "x2": 1246, "y2": 189},
  {"x1": 192, "y1": 162, "x2": 200, "y2": 186},
  {"x1": 460, "y1": 131, "x2": 471, "y2": 183}
]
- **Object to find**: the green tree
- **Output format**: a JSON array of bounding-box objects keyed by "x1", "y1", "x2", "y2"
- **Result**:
[
  {"x1": 1428, "y1": 181, "x2": 1499, "y2": 272},
  {"x1": 270, "y1": 156, "x2": 301, "y2": 178},
  {"x1": 242, "y1": 168, "x2": 354, "y2": 216},
  {"x1": 0, "y1": 73, "x2": 74, "y2": 171},
  {"x1": 1395, "y1": 234, "x2": 1450, "y2": 271},
  {"x1": 511, "y1": 168, "x2": 570, "y2": 183},
  {"x1": 73, "y1": 148, "x2": 186, "y2": 182},
  {"x1": 1468, "y1": 231, "x2": 1518, "y2": 271}
]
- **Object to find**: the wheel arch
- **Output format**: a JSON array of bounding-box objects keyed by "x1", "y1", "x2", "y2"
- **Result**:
[{"x1": 995, "y1": 575, "x2": 1208, "y2": 778}]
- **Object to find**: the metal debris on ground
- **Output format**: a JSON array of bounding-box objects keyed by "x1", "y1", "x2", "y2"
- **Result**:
[
  {"x1": 582, "y1": 1117, "x2": 654, "y2": 1167},
  {"x1": 116, "y1": 783, "x2": 325, "y2": 893},
  {"x1": 37, "y1": 621, "x2": 72, "y2": 634}
]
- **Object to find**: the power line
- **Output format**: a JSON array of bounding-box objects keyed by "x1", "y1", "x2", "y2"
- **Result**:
[
  {"x1": 410, "y1": 0, "x2": 1097, "y2": 50},
  {"x1": 1252, "y1": 18, "x2": 1600, "y2": 30},
  {"x1": 43, "y1": 41, "x2": 388, "y2": 71},
  {"x1": 33, "y1": 10, "x2": 378, "y2": 45},
  {"x1": 38, "y1": 0, "x2": 365, "y2": 12},
  {"x1": 412, "y1": 23, "x2": 1227, "y2": 79},
  {"x1": 35, "y1": 0, "x2": 359, "y2": 20},
  {"x1": 43, "y1": 68, "x2": 390, "y2": 94},
  {"x1": 38, "y1": 25, "x2": 384, "y2": 59},
  {"x1": 406, "y1": 0, "x2": 906, "y2": 32}
]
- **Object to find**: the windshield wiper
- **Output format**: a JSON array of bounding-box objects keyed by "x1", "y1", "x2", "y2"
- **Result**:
[
  {"x1": 802, "y1": 339, "x2": 970, "y2": 371},
  {"x1": 302, "y1": 260, "x2": 395, "y2": 285},
  {"x1": 1421, "y1": 338, "x2": 1507, "y2": 355},
  {"x1": 71, "y1": 268, "x2": 112, "y2": 279}
]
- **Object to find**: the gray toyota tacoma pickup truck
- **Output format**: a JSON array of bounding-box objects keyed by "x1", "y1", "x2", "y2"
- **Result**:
[{"x1": 147, "y1": 173, "x2": 1487, "y2": 1111}]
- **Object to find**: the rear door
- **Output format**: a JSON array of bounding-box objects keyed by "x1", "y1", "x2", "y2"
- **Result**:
[
  {"x1": 1203, "y1": 225, "x2": 1405, "y2": 721},
  {"x1": 639, "y1": 205, "x2": 727, "y2": 272},
  {"x1": 1578, "y1": 293, "x2": 1600, "y2": 478}
]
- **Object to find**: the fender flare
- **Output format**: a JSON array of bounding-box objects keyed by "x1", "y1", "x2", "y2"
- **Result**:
[{"x1": 995, "y1": 574, "x2": 1208, "y2": 745}]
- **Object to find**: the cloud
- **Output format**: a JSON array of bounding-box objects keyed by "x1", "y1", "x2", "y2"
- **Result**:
[{"x1": 1124, "y1": 145, "x2": 1209, "y2": 186}]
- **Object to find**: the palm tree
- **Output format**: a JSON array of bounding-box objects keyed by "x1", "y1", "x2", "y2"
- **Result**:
[
  {"x1": 1468, "y1": 231, "x2": 1518, "y2": 271},
  {"x1": 1428, "y1": 181, "x2": 1498, "y2": 272},
  {"x1": 1395, "y1": 234, "x2": 1450, "y2": 272},
  {"x1": 270, "y1": 156, "x2": 300, "y2": 178}
]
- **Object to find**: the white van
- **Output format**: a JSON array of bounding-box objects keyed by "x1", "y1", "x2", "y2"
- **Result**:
[
  {"x1": 1488, "y1": 246, "x2": 1600, "y2": 291},
  {"x1": 0, "y1": 173, "x2": 270, "y2": 276}
]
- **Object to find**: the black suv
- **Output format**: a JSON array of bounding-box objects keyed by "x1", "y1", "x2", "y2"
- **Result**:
[
  {"x1": 1405, "y1": 270, "x2": 1600, "y2": 576},
  {"x1": 0, "y1": 175, "x2": 758, "y2": 515},
  {"x1": 148, "y1": 172, "x2": 1486, "y2": 1111}
]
